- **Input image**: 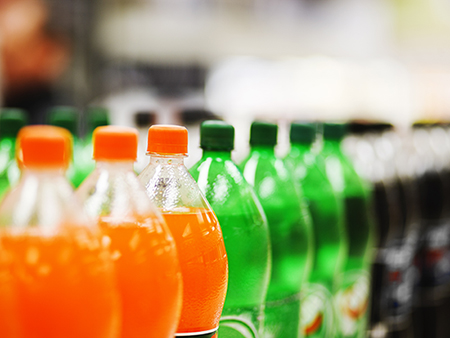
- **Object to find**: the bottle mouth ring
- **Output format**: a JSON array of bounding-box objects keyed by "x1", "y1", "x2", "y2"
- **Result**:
[
  {"x1": 94, "y1": 157, "x2": 137, "y2": 162},
  {"x1": 146, "y1": 152, "x2": 187, "y2": 158}
]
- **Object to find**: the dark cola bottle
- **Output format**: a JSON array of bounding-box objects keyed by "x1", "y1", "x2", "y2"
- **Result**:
[
  {"x1": 411, "y1": 122, "x2": 450, "y2": 338},
  {"x1": 344, "y1": 121, "x2": 418, "y2": 338}
]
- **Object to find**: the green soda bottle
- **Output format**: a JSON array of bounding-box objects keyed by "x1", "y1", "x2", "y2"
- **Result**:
[
  {"x1": 79, "y1": 107, "x2": 110, "y2": 180},
  {"x1": 284, "y1": 122, "x2": 347, "y2": 338},
  {"x1": 0, "y1": 108, "x2": 28, "y2": 197},
  {"x1": 320, "y1": 122, "x2": 373, "y2": 338},
  {"x1": 190, "y1": 120, "x2": 271, "y2": 338},
  {"x1": 48, "y1": 106, "x2": 85, "y2": 187},
  {"x1": 239, "y1": 121, "x2": 313, "y2": 338}
]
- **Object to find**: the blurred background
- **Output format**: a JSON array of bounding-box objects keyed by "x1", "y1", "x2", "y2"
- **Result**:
[
  {"x1": 2, "y1": 0, "x2": 450, "y2": 163},
  {"x1": 2, "y1": 1, "x2": 450, "y2": 338}
]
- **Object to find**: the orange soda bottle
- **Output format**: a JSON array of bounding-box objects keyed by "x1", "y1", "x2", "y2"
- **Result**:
[
  {"x1": 76, "y1": 126, "x2": 183, "y2": 338},
  {"x1": 138, "y1": 125, "x2": 228, "y2": 338},
  {"x1": 0, "y1": 125, "x2": 120, "y2": 338}
]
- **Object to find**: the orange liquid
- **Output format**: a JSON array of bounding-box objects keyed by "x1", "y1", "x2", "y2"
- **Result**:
[
  {"x1": 0, "y1": 264, "x2": 21, "y2": 338},
  {"x1": 99, "y1": 215, "x2": 182, "y2": 338},
  {"x1": 162, "y1": 208, "x2": 228, "y2": 335},
  {"x1": 0, "y1": 228, "x2": 120, "y2": 338}
]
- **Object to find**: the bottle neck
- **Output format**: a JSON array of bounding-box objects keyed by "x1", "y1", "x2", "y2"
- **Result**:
[
  {"x1": 148, "y1": 153, "x2": 186, "y2": 166},
  {"x1": 250, "y1": 145, "x2": 275, "y2": 156},
  {"x1": 1, "y1": 136, "x2": 16, "y2": 143},
  {"x1": 323, "y1": 138, "x2": 343, "y2": 153},
  {"x1": 0, "y1": 137, "x2": 16, "y2": 155},
  {"x1": 290, "y1": 142, "x2": 313, "y2": 155},
  {"x1": 95, "y1": 160, "x2": 135, "y2": 171},
  {"x1": 201, "y1": 149, "x2": 232, "y2": 159},
  {"x1": 22, "y1": 167, "x2": 66, "y2": 177}
]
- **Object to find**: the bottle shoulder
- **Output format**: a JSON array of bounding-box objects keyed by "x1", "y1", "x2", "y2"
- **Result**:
[
  {"x1": 191, "y1": 156, "x2": 251, "y2": 191},
  {"x1": 138, "y1": 160, "x2": 211, "y2": 212},
  {"x1": 77, "y1": 167, "x2": 163, "y2": 223},
  {"x1": 190, "y1": 156, "x2": 267, "y2": 220},
  {"x1": 0, "y1": 173, "x2": 90, "y2": 234},
  {"x1": 242, "y1": 154, "x2": 297, "y2": 195},
  {"x1": 322, "y1": 150, "x2": 367, "y2": 197}
]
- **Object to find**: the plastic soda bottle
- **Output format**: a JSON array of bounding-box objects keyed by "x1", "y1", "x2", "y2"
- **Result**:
[
  {"x1": 321, "y1": 122, "x2": 373, "y2": 338},
  {"x1": 138, "y1": 125, "x2": 228, "y2": 338},
  {"x1": 48, "y1": 106, "x2": 85, "y2": 187},
  {"x1": 76, "y1": 126, "x2": 182, "y2": 338},
  {"x1": 134, "y1": 111, "x2": 157, "y2": 174},
  {"x1": 190, "y1": 120, "x2": 271, "y2": 338},
  {"x1": 79, "y1": 107, "x2": 111, "y2": 179},
  {"x1": 285, "y1": 122, "x2": 347, "y2": 337},
  {"x1": 0, "y1": 108, "x2": 28, "y2": 198},
  {"x1": 237, "y1": 121, "x2": 311, "y2": 337},
  {"x1": 0, "y1": 125, "x2": 120, "y2": 338}
]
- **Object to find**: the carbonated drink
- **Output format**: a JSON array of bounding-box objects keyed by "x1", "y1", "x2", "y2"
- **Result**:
[
  {"x1": 239, "y1": 121, "x2": 312, "y2": 337},
  {"x1": 139, "y1": 125, "x2": 228, "y2": 338},
  {"x1": 190, "y1": 120, "x2": 271, "y2": 338},
  {"x1": 0, "y1": 125, "x2": 120, "y2": 338},
  {"x1": 77, "y1": 126, "x2": 182, "y2": 338}
]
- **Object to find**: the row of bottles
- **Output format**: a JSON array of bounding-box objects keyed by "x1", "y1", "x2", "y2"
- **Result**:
[
  {"x1": 0, "y1": 113, "x2": 374, "y2": 338},
  {"x1": 0, "y1": 123, "x2": 227, "y2": 338},
  {"x1": 0, "y1": 106, "x2": 110, "y2": 198},
  {"x1": 345, "y1": 120, "x2": 450, "y2": 338},
  {"x1": 344, "y1": 122, "x2": 417, "y2": 338},
  {"x1": 190, "y1": 120, "x2": 373, "y2": 338}
]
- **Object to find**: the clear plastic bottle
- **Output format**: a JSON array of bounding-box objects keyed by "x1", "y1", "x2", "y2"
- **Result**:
[
  {"x1": 0, "y1": 125, "x2": 120, "y2": 338},
  {"x1": 138, "y1": 125, "x2": 228, "y2": 338},
  {"x1": 76, "y1": 126, "x2": 182, "y2": 338}
]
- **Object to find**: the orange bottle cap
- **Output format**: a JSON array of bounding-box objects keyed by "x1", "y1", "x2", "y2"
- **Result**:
[
  {"x1": 147, "y1": 125, "x2": 188, "y2": 155},
  {"x1": 93, "y1": 126, "x2": 138, "y2": 161},
  {"x1": 17, "y1": 125, "x2": 72, "y2": 169}
]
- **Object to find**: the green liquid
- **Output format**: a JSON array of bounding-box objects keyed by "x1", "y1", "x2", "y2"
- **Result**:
[
  {"x1": 321, "y1": 138, "x2": 373, "y2": 338},
  {"x1": 264, "y1": 294, "x2": 301, "y2": 337},
  {"x1": 0, "y1": 138, "x2": 20, "y2": 199},
  {"x1": 262, "y1": 204, "x2": 311, "y2": 337},
  {"x1": 190, "y1": 152, "x2": 271, "y2": 337},
  {"x1": 218, "y1": 213, "x2": 271, "y2": 312},
  {"x1": 285, "y1": 143, "x2": 348, "y2": 338},
  {"x1": 344, "y1": 196, "x2": 371, "y2": 267},
  {"x1": 240, "y1": 147, "x2": 313, "y2": 338}
]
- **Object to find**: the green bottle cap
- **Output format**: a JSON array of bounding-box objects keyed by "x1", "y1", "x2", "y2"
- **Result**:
[
  {"x1": 323, "y1": 122, "x2": 347, "y2": 140},
  {"x1": 250, "y1": 121, "x2": 277, "y2": 146},
  {"x1": 290, "y1": 122, "x2": 316, "y2": 144},
  {"x1": 48, "y1": 106, "x2": 79, "y2": 135},
  {"x1": 87, "y1": 107, "x2": 110, "y2": 131},
  {"x1": 200, "y1": 120, "x2": 234, "y2": 151},
  {"x1": 0, "y1": 108, "x2": 28, "y2": 138}
]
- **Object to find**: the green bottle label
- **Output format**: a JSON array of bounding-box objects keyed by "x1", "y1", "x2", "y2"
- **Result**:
[
  {"x1": 219, "y1": 316, "x2": 258, "y2": 338},
  {"x1": 264, "y1": 293, "x2": 301, "y2": 337},
  {"x1": 300, "y1": 283, "x2": 335, "y2": 337},
  {"x1": 334, "y1": 271, "x2": 370, "y2": 337}
]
